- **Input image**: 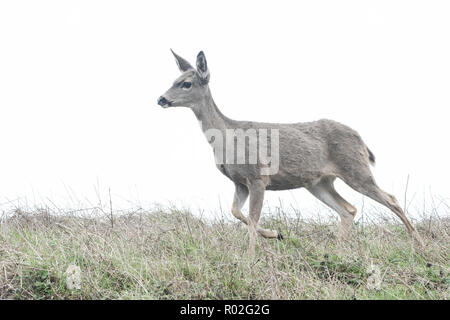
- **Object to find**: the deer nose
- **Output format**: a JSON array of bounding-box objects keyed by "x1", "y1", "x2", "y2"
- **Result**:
[{"x1": 157, "y1": 96, "x2": 170, "y2": 107}]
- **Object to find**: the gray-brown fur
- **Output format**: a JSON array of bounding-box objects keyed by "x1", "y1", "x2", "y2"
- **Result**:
[{"x1": 158, "y1": 50, "x2": 423, "y2": 255}]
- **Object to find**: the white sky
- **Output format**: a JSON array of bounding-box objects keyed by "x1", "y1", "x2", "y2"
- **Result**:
[{"x1": 0, "y1": 1, "x2": 449, "y2": 218}]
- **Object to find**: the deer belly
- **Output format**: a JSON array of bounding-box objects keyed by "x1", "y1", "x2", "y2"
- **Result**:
[{"x1": 266, "y1": 169, "x2": 319, "y2": 190}]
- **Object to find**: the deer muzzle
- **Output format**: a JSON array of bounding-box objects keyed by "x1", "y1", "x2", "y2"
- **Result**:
[{"x1": 157, "y1": 96, "x2": 172, "y2": 107}]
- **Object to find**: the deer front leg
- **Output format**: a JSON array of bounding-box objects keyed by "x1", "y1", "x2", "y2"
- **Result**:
[
  {"x1": 232, "y1": 183, "x2": 280, "y2": 240},
  {"x1": 231, "y1": 183, "x2": 249, "y2": 224},
  {"x1": 246, "y1": 180, "x2": 266, "y2": 257}
]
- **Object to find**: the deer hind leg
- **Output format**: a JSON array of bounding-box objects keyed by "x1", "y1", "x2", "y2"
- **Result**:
[
  {"x1": 232, "y1": 183, "x2": 280, "y2": 240},
  {"x1": 341, "y1": 171, "x2": 423, "y2": 245},
  {"x1": 307, "y1": 176, "x2": 357, "y2": 241}
]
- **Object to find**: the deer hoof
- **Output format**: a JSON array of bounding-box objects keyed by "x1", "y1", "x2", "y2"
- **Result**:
[{"x1": 277, "y1": 231, "x2": 283, "y2": 240}]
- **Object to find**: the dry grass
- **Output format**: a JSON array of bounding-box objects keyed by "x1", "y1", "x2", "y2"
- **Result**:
[{"x1": 0, "y1": 205, "x2": 448, "y2": 300}]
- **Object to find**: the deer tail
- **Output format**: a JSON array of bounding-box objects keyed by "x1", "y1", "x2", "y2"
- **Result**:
[{"x1": 366, "y1": 146, "x2": 376, "y2": 166}]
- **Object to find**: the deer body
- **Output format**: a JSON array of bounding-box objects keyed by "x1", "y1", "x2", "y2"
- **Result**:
[
  {"x1": 199, "y1": 105, "x2": 361, "y2": 190},
  {"x1": 158, "y1": 50, "x2": 423, "y2": 255}
]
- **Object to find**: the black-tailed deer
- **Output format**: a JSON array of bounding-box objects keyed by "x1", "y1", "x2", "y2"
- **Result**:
[{"x1": 157, "y1": 50, "x2": 423, "y2": 256}]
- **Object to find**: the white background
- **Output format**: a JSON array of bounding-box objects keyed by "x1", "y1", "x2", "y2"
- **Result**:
[{"x1": 1, "y1": 1, "x2": 449, "y2": 219}]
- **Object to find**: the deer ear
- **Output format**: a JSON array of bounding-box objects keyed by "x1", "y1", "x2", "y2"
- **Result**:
[
  {"x1": 170, "y1": 49, "x2": 193, "y2": 72},
  {"x1": 196, "y1": 51, "x2": 210, "y2": 85}
]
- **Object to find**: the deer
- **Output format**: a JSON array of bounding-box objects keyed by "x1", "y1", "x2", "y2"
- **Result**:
[{"x1": 157, "y1": 50, "x2": 423, "y2": 256}]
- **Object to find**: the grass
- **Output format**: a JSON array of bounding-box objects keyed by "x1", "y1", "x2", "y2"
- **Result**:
[{"x1": 0, "y1": 206, "x2": 448, "y2": 300}]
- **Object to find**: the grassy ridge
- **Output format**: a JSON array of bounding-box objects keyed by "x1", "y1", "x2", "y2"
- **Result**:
[{"x1": 0, "y1": 207, "x2": 448, "y2": 299}]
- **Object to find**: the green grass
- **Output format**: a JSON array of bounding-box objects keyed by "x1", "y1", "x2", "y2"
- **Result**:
[{"x1": 0, "y1": 207, "x2": 448, "y2": 299}]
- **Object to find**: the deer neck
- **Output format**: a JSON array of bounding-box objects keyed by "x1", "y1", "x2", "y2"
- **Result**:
[{"x1": 192, "y1": 87, "x2": 231, "y2": 133}]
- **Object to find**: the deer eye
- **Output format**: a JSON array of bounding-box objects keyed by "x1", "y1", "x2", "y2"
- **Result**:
[{"x1": 181, "y1": 82, "x2": 192, "y2": 89}]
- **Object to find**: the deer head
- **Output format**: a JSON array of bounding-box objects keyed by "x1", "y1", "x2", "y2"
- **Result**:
[{"x1": 157, "y1": 50, "x2": 210, "y2": 110}]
